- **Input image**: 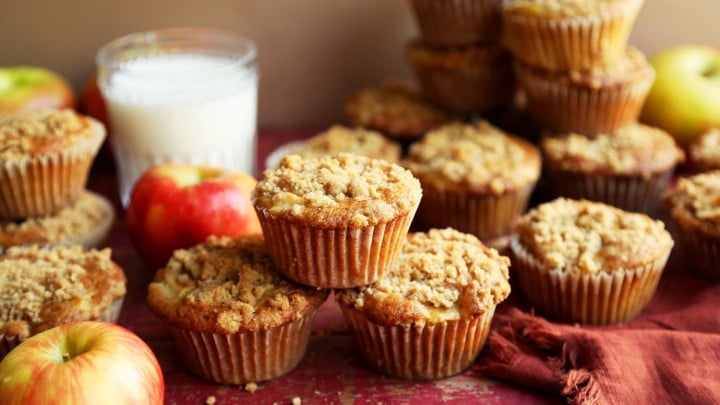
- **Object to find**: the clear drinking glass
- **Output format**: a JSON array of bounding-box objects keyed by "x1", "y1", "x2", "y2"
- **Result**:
[{"x1": 96, "y1": 27, "x2": 259, "y2": 207}]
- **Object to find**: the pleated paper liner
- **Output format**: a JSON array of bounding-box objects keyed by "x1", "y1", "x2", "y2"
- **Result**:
[
  {"x1": 0, "y1": 120, "x2": 105, "y2": 220},
  {"x1": 671, "y1": 217, "x2": 720, "y2": 280},
  {"x1": 409, "y1": 0, "x2": 501, "y2": 46},
  {"x1": 510, "y1": 235, "x2": 669, "y2": 325},
  {"x1": 256, "y1": 207, "x2": 416, "y2": 288},
  {"x1": 339, "y1": 304, "x2": 495, "y2": 380},
  {"x1": 544, "y1": 169, "x2": 674, "y2": 214},
  {"x1": 516, "y1": 60, "x2": 655, "y2": 134},
  {"x1": 501, "y1": 0, "x2": 644, "y2": 71},
  {"x1": 171, "y1": 314, "x2": 315, "y2": 385}
]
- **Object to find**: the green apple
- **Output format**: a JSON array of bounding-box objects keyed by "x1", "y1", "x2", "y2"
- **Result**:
[
  {"x1": 640, "y1": 45, "x2": 720, "y2": 147},
  {"x1": 0, "y1": 66, "x2": 75, "y2": 114}
]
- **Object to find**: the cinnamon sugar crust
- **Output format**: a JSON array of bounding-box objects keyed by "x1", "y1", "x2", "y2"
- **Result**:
[
  {"x1": 0, "y1": 245, "x2": 126, "y2": 339},
  {"x1": 0, "y1": 109, "x2": 102, "y2": 160},
  {"x1": 147, "y1": 235, "x2": 329, "y2": 334},
  {"x1": 403, "y1": 121, "x2": 541, "y2": 195},
  {"x1": 254, "y1": 153, "x2": 422, "y2": 228},
  {"x1": 290, "y1": 125, "x2": 402, "y2": 163},
  {"x1": 664, "y1": 171, "x2": 720, "y2": 237},
  {"x1": 503, "y1": 0, "x2": 643, "y2": 18},
  {"x1": 0, "y1": 191, "x2": 115, "y2": 249},
  {"x1": 336, "y1": 228, "x2": 511, "y2": 326},
  {"x1": 541, "y1": 124, "x2": 684, "y2": 177},
  {"x1": 515, "y1": 198, "x2": 673, "y2": 275}
]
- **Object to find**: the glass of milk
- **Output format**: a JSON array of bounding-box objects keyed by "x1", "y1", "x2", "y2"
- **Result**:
[{"x1": 96, "y1": 27, "x2": 259, "y2": 207}]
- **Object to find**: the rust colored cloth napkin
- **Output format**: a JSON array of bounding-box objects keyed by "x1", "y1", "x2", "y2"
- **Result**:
[{"x1": 474, "y1": 255, "x2": 720, "y2": 404}]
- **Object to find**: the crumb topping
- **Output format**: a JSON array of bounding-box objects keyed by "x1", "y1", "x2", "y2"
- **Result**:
[
  {"x1": 337, "y1": 228, "x2": 511, "y2": 326},
  {"x1": 291, "y1": 125, "x2": 401, "y2": 163},
  {"x1": 147, "y1": 235, "x2": 328, "y2": 333},
  {"x1": 406, "y1": 40, "x2": 512, "y2": 68},
  {"x1": 0, "y1": 109, "x2": 98, "y2": 160},
  {"x1": 689, "y1": 129, "x2": 720, "y2": 170},
  {"x1": 254, "y1": 153, "x2": 422, "y2": 227},
  {"x1": 503, "y1": 0, "x2": 642, "y2": 18},
  {"x1": 515, "y1": 198, "x2": 673, "y2": 275},
  {"x1": 664, "y1": 171, "x2": 720, "y2": 232},
  {"x1": 541, "y1": 124, "x2": 684, "y2": 176},
  {"x1": 0, "y1": 191, "x2": 114, "y2": 248},
  {"x1": 403, "y1": 121, "x2": 541, "y2": 194},
  {"x1": 344, "y1": 80, "x2": 452, "y2": 138},
  {"x1": 0, "y1": 245, "x2": 126, "y2": 338}
]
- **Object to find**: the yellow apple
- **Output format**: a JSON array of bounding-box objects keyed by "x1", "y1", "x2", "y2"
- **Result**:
[{"x1": 0, "y1": 66, "x2": 75, "y2": 114}]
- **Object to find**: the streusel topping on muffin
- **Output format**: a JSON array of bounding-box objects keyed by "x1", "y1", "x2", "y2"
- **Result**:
[
  {"x1": 404, "y1": 121, "x2": 541, "y2": 194},
  {"x1": 503, "y1": 0, "x2": 640, "y2": 17},
  {"x1": 664, "y1": 171, "x2": 720, "y2": 226},
  {"x1": 0, "y1": 109, "x2": 98, "y2": 159},
  {"x1": 0, "y1": 245, "x2": 126, "y2": 339},
  {"x1": 147, "y1": 235, "x2": 328, "y2": 334},
  {"x1": 337, "y1": 228, "x2": 511, "y2": 325},
  {"x1": 541, "y1": 124, "x2": 683, "y2": 176},
  {"x1": 293, "y1": 125, "x2": 401, "y2": 162},
  {"x1": 254, "y1": 153, "x2": 422, "y2": 227},
  {"x1": 515, "y1": 198, "x2": 673, "y2": 275},
  {"x1": 689, "y1": 129, "x2": 720, "y2": 170}
]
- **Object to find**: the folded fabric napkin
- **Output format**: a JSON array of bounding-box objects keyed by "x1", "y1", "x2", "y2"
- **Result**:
[{"x1": 474, "y1": 254, "x2": 720, "y2": 404}]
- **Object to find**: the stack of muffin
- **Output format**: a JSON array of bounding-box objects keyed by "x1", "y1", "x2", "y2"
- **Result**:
[
  {"x1": 0, "y1": 108, "x2": 127, "y2": 358},
  {"x1": 501, "y1": 0, "x2": 684, "y2": 213}
]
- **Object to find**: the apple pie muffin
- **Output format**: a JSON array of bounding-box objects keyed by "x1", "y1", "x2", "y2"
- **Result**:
[
  {"x1": 0, "y1": 245, "x2": 127, "y2": 358},
  {"x1": 147, "y1": 235, "x2": 329, "y2": 385},
  {"x1": 253, "y1": 153, "x2": 422, "y2": 288},
  {"x1": 336, "y1": 228, "x2": 511, "y2": 380},
  {"x1": 0, "y1": 109, "x2": 106, "y2": 219}
]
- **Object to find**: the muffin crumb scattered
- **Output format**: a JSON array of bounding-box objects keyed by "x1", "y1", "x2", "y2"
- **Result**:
[{"x1": 244, "y1": 382, "x2": 258, "y2": 393}]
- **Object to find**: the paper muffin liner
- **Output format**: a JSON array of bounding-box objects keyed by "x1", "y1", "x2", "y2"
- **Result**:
[
  {"x1": 415, "y1": 182, "x2": 535, "y2": 244},
  {"x1": 517, "y1": 62, "x2": 655, "y2": 134},
  {"x1": 510, "y1": 235, "x2": 669, "y2": 325},
  {"x1": 409, "y1": 0, "x2": 502, "y2": 46},
  {"x1": 339, "y1": 303, "x2": 496, "y2": 380},
  {"x1": 670, "y1": 217, "x2": 720, "y2": 280},
  {"x1": 256, "y1": 208, "x2": 416, "y2": 288},
  {"x1": 0, "y1": 121, "x2": 105, "y2": 219},
  {"x1": 406, "y1": 43, "x2": 515, "y2": 114},
  {"x1": 171, "y1": 313, "x2": 316, "y2": 385},
  {"x1": 545, "y1": 168, "x2": 673, "y2": 214},
  {"x1": 502, "y1": 0, "x2": 643, "y2": 71}
]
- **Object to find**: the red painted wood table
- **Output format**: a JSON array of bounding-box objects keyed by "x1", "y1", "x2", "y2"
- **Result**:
[{"x1": 89, "y1": 130, "x2": 560, "y2": 405}]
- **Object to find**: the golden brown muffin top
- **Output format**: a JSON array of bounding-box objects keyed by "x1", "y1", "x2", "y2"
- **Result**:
[
  {"x1": 0, "y1": 245, "x2": 127, "y2": 339},
  {"x1": 502, "y1": 0, "x2": 643, "y2": 18},
  {"x1": 147, "y1": 235, "x2": 329, "y2": 334},
  {"x1": 289, "y1": 125, "x2": 402, "y2": 163},
  {"x1": 254, "y1": 153, "x2": 422, "y2": 228},
  {"x1": 0, "y1": 191, "x2": 114, "y2": 249},
  {"x1": 541, "y1": 124, "x2": 684, "y2": 177},
  {"x1": 405, "y1": 39, "x2": 512, "y2": 68},
  {"x1": 344, "y1": 81, "x2": 453, "y2": 138},
  {"x1": 336, "y1": 228, "x2": 511, "y2": 326},
  {"x1": 0, "y1": 109, "x2": 102, "y2": 160},
  {"x1": 403, "y1": 121, "x2": 541, "y2": 194},
  {"x1": 689, "y1": 129, "x2": 720, "y2": 171},
  {"x1": 663, "y1": 171, "x2": 720, "y2": 236},
  {"x1": 514, "y1": 198, "x2": 673, "y2": 275}
]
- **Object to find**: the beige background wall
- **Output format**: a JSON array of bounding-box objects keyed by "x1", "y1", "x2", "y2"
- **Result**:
[{"x1": 0, "y1": 0, "x2": 718, "y2": 128}]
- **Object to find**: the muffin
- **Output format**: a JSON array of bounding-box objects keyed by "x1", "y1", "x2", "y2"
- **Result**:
[
  {"x1": 405, "y1": 40, "x2": 516, "y2": 115},
  {"x1": 688, "y1": 128, "x2": 720, "y2": 172},
  {"x1": 266, "y1": 125, "x2": 402, "y2": 168},
  {"x1": 253, "y1": 153, "x2": 422, "y2": 288},
  {"x1": 0, "y1": 245, "x2": 127, "y2": 358},
  {"x1": 501, "y1": 0, "x2": 645, "y2": 71},
  {"x1": 663, "y1": 171, "x2": 720, "y2": 279},
  {"x1": 408, "y1": 0, "x2": 502, "y2": 46},
  {"x1": 403, "y1": 121, "x2": 541, "y2": 247},
  {"x1": 517, "y1": 46, "x2": 655, "y2": 134},
  {"x1": 0, "y1": 109, "x2": 106, "y2": 219},
  {"x1": 336, "y1": 228, "x2": 511, "y2": 380},
  {"x1": 511, "y1": 198, "x2": 673, "y2": 325},
  {"x1": 344, "y1": 81, "x2": 453, "y2": 142},
  {"x1": 147, "y1": 235, "x2": 329, "y2": 385},
  {"x1": 541, "y1": 124, "x2": 684, "y2": 213},
  {"x1": 0, "y1": 191, "x2": 115, "y2": 252}
]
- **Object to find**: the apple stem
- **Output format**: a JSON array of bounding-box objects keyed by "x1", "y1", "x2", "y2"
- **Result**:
[{"x1": 62, "y1": 352, "x2": 71, "y2": 362}]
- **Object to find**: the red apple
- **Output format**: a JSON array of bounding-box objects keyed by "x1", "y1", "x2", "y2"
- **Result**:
[
  {"x1": 0, "y1": 66, "x2": 75, "y2": 114},
  {"x1": 0, "y1": 321, "x2": 164, "y2": 405},
  {"x1": 127, "y1": 163, "x2": 262, "y2": 270}
]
